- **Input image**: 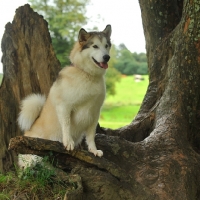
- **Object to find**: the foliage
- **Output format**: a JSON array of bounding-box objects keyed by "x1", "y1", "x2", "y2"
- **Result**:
[
  {"x1": 28, "y1": 0, "x2": 90, "y2": 67},
  {"x1": 114, "y1": 44, "x2": 148, "y2": 75},
  {"x1": 100, "y1": 75, "x2": 149, "y2": 129},
  {"x1": 106, "y1": 45, "x2": 121, "y2": 96},
  {"x1": 18, "y1": 156, "x2": 55, "y2": 187}
]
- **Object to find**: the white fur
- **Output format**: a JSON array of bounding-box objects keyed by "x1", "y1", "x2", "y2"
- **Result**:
[
  {"x1": 18, "y1": 25, "x2": 112, "y2": 168},
  {"x1": 18, "y1": 94, "x2": 46, "y2": 131}
]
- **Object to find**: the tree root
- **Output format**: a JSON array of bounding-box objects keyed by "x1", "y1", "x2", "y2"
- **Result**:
[{"x1": 98, "y1": 99, "x2": 160, "y2": 142}]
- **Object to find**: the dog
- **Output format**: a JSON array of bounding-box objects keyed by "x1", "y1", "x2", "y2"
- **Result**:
[{"x1": 18, "y1": 25, "x2": 112, "y2": 167}]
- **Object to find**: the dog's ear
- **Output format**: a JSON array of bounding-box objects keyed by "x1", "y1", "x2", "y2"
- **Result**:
[
  {"x1": 78, "y1": 28, "x2": 90, "y2": 43},
  {"x1": 102, "y1": 25, "x2": 112, "y2": 38}
]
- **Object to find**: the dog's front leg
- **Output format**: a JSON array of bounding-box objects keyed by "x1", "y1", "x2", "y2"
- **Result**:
[
  {"x1": 56, "y1": 105, "x2": 74, "y2": 151},
  {"x1": 86, "y1": 124, "x2": 103, "y2": 157}
]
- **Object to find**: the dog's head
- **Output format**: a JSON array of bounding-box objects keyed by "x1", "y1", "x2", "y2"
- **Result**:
[{"x1": 70, "y1": 25, "x2": 112, "y2": 76}]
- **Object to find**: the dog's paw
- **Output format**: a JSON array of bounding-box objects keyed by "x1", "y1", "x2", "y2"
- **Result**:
[
  {"x1": 63, "y1": 140, "x2": 75, "y2": 151},
  {"x1": 89, "y1": 149, "x2": 103, "y2": 157}
]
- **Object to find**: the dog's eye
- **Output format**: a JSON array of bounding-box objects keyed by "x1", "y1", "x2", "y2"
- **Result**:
[
  {"x1": 93, "y1": 45, "x2": 98, "y2": 49},
  {"x1": 105, "y1": 44, "x2": 108, "y2": 48}
]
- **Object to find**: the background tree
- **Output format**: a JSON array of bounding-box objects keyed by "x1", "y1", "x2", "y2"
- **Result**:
[
  {"x1": 28, "y1": 0, "x2": 90, "y2": 67},
  {"x1": 105, "y1": 45, "x2": 121, "y2": 96},
  {"x1": 114, "y1": 44, "x2": 148, "y2": 75}
]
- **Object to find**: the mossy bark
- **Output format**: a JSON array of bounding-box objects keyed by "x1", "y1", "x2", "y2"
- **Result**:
[{"x1": 2, "y1": 1, "x2": 200, "y2": 199}]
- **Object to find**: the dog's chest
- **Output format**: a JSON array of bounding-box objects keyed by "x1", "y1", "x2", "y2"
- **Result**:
[
  {"x1": 70, "y1": 96, "x2": 102, "y2": 128},
  {"x1": 76, "y1": 77, "x2": 105, "y2": 102},
  {"x1": 71, "y1": 79, "x2": 105, "y2": 126}
]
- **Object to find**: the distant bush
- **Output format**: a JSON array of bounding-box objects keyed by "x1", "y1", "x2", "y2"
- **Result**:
[{"x1": 113, "y1": 44, "x2": 148, "y2": 75}]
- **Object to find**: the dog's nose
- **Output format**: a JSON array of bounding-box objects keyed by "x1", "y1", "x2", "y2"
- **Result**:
[{"x1": 103, "y1": 55, "x2": 110, "y2": 62}]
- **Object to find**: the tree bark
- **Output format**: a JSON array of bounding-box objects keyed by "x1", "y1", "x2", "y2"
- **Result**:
[
  {"x1": 2, "y1": 1, "x2": 200, "y2": 199},
  {"x1": 0, "y1": 4, "x2": 61, "y2": 172}
]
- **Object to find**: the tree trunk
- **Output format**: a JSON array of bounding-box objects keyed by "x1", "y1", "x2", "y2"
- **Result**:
[
  {"x1": 0, "y1": 4, "x2": 61, "y2": 172},
  {"x1": 2, "y1": 1, "x2": 200, "y2": 199}
]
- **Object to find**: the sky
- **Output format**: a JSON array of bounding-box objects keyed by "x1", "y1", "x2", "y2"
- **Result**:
[{"x1": 0, "y1": 0, "x2": 145, "y2": 73}]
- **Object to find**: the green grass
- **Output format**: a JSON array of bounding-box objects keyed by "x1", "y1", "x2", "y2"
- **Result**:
[
  {"x1": 105, "y1": 75, "x2": 148, "y2": 105},
  {"x1": 99, "y1": 75, "x2": 149, "y2": 129},
  {"x1": 0, "y1": 156, "x2": 75, "y2": 199}
]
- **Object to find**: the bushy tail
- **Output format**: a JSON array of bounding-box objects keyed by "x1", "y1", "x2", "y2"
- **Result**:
[{"x1": 18, "y1": 94, "x2": 46, "y2": 131}]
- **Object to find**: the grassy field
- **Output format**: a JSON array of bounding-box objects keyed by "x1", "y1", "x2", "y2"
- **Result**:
[{"x1": 99, "y1": 75, "x2": 149, "y2": 129}]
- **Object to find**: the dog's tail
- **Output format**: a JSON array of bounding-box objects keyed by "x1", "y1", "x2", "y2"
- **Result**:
[{"x1": 18, "y1": 94, "x2": 46, "y2": 131}]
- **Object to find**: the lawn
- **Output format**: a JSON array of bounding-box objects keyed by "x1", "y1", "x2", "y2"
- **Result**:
[{"x1": 99, "y1": 75, "x2": 149, "y2": 129}]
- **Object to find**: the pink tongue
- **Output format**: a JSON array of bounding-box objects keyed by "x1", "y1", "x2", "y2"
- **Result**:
[{"x1": 100, "y1": 62, "x2": 108, "y2": 69}]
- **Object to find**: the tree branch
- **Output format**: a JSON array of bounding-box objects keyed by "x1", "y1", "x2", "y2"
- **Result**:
[
  {"x1": 9, "y1": 136, "x2": 130, "y2": 181},
  {"x1": 99, "y1": 99, "x2": 159, "y2": 142}
]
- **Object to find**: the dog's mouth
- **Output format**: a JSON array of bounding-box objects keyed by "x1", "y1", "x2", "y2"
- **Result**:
[{"x1": 92, "y1": 57, "x2": 108, "y2": 69}]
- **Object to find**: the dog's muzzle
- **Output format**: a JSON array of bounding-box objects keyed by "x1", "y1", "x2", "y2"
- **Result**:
[{"x1": 92, "y1": 55, "x2": 110, "y2": 69}]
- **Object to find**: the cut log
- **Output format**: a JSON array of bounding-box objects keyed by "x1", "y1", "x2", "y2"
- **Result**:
[{"x1": 0, "y1": 4, "x2": 60, "y2": 172}]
